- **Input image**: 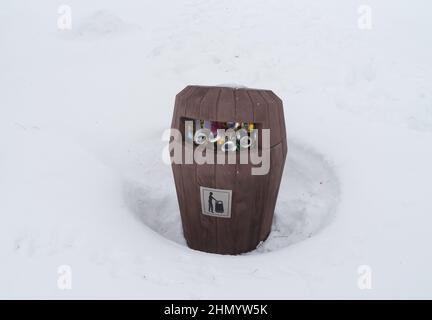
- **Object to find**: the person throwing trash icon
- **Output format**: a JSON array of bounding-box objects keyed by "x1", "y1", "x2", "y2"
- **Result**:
[{"x1": 208, "y1": 192, "x2": 217, "y2": 213}]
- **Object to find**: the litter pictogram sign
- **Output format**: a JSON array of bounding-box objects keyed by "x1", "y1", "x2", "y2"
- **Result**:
[{"x1": 200, "y1": 186, "x2": 232, "y2": 218}]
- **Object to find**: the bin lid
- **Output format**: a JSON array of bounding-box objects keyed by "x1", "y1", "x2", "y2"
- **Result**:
[{"x1": 172, "y1": 85, "x2": 286, "y2": 147}]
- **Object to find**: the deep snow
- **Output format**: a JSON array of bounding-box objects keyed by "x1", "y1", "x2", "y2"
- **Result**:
[{"x1": 1, "y1": 0, "x2": 432, "y2": 299}]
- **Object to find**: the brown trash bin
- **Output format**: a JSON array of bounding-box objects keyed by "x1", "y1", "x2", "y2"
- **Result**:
[{"x1": 170, "y1": 85, "x2": 287, "y2": 254}]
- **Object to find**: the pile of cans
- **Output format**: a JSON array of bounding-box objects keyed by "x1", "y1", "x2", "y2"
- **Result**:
[{"x1": 185, "y1": 119, "x2": 257, "y2": 152}]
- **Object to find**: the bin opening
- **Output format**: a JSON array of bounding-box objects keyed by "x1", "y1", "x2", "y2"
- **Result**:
[{"x1": 182, "y1": 118, "x2": 259, "y2": 152}]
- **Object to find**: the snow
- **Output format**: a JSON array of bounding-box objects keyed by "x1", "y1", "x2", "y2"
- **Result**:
[{"x1": 1, "y1": 0, "x2": 432, "y2": 299}]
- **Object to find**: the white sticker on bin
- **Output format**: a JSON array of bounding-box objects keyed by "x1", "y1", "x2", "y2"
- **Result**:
[{"x1": 200, "y1": 186, "x2": 232, "y2": 218}]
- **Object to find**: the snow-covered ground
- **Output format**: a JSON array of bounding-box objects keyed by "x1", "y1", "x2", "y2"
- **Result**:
[{"x1": 1, "y1": 0, "x2": 432, "y2": 299}]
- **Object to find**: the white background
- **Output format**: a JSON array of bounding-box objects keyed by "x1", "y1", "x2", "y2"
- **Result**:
[{"x1": 1, "y1": 0, "x2": 431, "y2": 299}]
